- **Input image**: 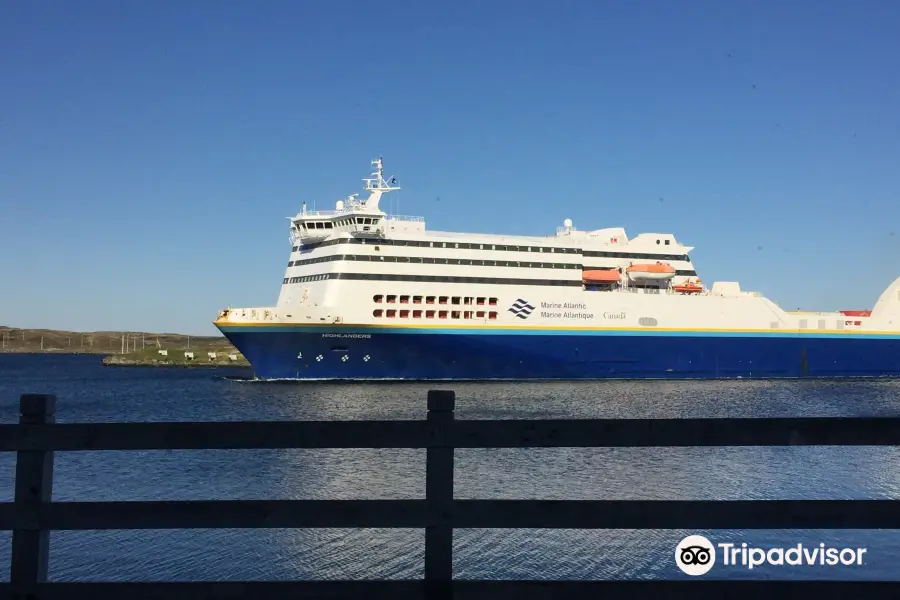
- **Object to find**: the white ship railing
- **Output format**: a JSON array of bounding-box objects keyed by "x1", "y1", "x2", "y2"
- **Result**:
[{"x1": 386, "y1": 215, "x2": 425, "y2": 222}]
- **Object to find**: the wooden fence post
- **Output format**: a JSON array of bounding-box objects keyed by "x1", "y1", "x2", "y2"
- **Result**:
[
  {"x1": 10, "y1": 394, "x2": 56, "y2": 585},
  {"x1": 425, "y1": 390, "x2": 455, "y2": 600}
]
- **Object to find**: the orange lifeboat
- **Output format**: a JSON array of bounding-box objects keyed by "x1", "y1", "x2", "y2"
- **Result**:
[
  {"x1": 839, "y1": 310, "x2": 871, "y2": 317},
  {"x1": 626, "y1": 262, "x2": 676, "y2": 281},
  {"x1": 673, "y1": 280, "x2": 704, "y2": 294},
  {"x1": 582, "y1": 269, "x2": 621, "y2": 283}
]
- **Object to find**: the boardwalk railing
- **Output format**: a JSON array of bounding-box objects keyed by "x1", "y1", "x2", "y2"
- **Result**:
[{"x1": 3, "y1": 390, "x2": 900, "y2": 599}]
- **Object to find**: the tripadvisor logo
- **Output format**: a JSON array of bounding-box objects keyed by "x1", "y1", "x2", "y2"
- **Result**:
[
  {"x1": 675, "y1": 535, "x2": 868, "y2": 575},
  {"x1": 675, "y1": 535, "x2": 715, "y2": 576}
]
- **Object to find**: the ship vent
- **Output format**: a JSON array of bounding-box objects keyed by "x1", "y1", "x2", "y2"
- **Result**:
[
  {"x1": 799, "y1": 319, "x2": 808, "y2": 329},
  {"x1": 638, "y1": 317, "x2": 658, "y2": 327},
  {"x1": 770, "y1": 322, "x2": 779, "y2": 329},
  {"x1": 818, "y1": 320, "x2": 826, "y2": 330},
  {"x1": 836, "y1": 320, "x2": 844, "y2": 330}
]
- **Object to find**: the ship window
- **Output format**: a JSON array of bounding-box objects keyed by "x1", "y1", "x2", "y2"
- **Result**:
[
  {"x1": 400, "y1": 295, "x2": 410, "y2": 303},
  {"x1": 488, "y1": 311, "x2": 498, "y2": 319},
  {"x1": 426, "y1": 310, "x2": 436, "y2": 318},
  {"x1": 463, "y1": 297, "x2": 474, "y2": 305},
  {"x1": 426, "y1": 296, "x2": 436, "y2": 304},
  {"x1": 638, "y1": 317, "x2": 658, "y2": 327},
  {"x1": 400, "y1": 310, "x2": 410, "y2": 318},
  {"x1": 451, "y1": 311, "x2": 461, "y2": 319},
  {"x1": 386, "y1": 309, "x2": 397, "y2": 318},
  {"x1": 656, "y1": 239, "x2": 660, "y2": 244},
  {"x1": 325, "y1": 222, "x2": 333, "y2": 228},
  {"x1": 364, "y1": 218, "x2": 371, "y2": 224},
  {"x1": 464, "y1": 311, "x2": 474, "y2": 319},
  {"x1": 476, "y1": 297, "x2": 486, "y2": 305},
  {"x1": 413, "y1": 310, "x2": 423, "y2": 318},
  {"x1": 412, "y1": 295, "x2": 423, "y2": 304},
  {"x1": 386, "y1": 295, "x2": 397, "y2": 303},
  {"x1": 373, "y1": 295, "x2": 383, "y2": 303},
  {"x1": 373, "y1": 309, "x2": 384, "y2": 318},
  {"x1": 664, "y1": 240, "x2": 670, "y2": 245},
  {"x1": 439, "y1": 311, "x2": 448, "y2": 319},
  {"x1": 476, "y1": 311, "x2": 485, "y2": 318},
  {"x1": 439, "y1": 296, "x2": 448, "y2": 304},
  {"x1": 488, "y1": 297, "x2": 498, "y2": 306},
  {"x1": 451, "y1": 297, "x2": 461, "y2": 305}
]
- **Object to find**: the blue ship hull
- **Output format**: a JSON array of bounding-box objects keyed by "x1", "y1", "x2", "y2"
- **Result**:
[{"x1": 218, "y1": 326, "x2": 900, "y2": 380}]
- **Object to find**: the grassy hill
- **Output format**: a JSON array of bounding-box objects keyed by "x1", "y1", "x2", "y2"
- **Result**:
[
  {"x1": 0, "y1": 325, "x2": 234, "y2": 353},
  {"x1": 0, "y1": 326, "x2": 248, "y2": 367}
]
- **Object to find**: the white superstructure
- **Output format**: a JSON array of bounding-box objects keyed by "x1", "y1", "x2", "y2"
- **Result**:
[{"x1": 216, "y1": 158, "x2": 900, "y2": 335}]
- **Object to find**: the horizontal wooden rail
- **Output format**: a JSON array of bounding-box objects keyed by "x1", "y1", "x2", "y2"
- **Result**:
[
  {"x1": 2, "y1": 390, "x2": 900, "y2": 600},
  {"x1": 5, "y1": 416, "x2": 900, "y2": 451},
  {"x1": 3, "y1": 498, "x2": 900, "y2": 531},
  {"x1": 4, "y1": 580, "x2": 900, "y2": 600}
]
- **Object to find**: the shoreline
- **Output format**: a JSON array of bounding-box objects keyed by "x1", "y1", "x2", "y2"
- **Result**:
[
  {"x1": 2, "y1": 326, "x2": 248, "y2": 367},
  {"x1": 1, "y1": 351, "x2": 252, "y2": 369},
  {"x1": 101, "y1": 354, "x2": 252, "y2": 368}
]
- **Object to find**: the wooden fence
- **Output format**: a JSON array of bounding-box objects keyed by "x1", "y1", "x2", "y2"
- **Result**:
[{"x1": 2, "y1": 390, "x2": 900, "y2": 599}]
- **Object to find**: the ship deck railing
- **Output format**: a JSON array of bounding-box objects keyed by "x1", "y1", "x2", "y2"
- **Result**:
[
  {"x1": 3, "y1": 391, "x2": 900, "y2": 599},
  {"x1": 386, "y1": 214, "x2": 426, "y2": 222}
]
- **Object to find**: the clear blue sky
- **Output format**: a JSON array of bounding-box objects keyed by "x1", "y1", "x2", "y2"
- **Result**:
[{"x1": 2, "y1": 0, "x2": 898, "y2": 335}]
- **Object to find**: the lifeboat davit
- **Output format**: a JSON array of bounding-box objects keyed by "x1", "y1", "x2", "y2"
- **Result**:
[
  {"x1": 673, "y1": 280, "x2": 704, "y2": 294},
  {"x1": 582, "y1": 269, "x2": 621, "y2": 283},
  {"x1": 626, "y1": 262, "x2": 676, "y2": 281}
]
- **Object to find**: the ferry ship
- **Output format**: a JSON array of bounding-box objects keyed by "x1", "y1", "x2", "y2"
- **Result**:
[{"x1": 214, "y1": 158, "x2": 900, "y2": 380}]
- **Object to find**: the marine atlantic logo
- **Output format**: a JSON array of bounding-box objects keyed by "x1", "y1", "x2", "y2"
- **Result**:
[{"x1": 508, "y1": 298, "x2": 536, "y2": 319}]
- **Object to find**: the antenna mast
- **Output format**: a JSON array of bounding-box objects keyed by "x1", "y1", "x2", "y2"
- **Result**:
[{"x1": 361, "y1": 157, "x2": 400, "y2": 211}]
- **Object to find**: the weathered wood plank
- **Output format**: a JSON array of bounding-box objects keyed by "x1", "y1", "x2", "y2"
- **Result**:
[
  {"x1": 451, "y1": 499, "x2": 900, "y2": 529},
  {"x1": 0, "y1": 581, "x2": 427, "y2": 600},
  {"x1": 0, "y1": 500, "x2": 429, "y2": 530},
  {"x1": 450, "y1": 417, "x2": 900, "y2": 448},
  {"x1": 2, "y1": 580, "x2": 900, "y2": 600},
  {"x1": 5, "y1": 498, "x2": 899, "y2": 532},
  {"x1": 425, "y1": 390, "x2": 455, "y2": 596},
  {"x1": 454, "y1": 581, "x2": 900, "y2": 600},
  {"x1": 10, "y1": 394, "x2": 55, "y2": 585},
  {"x1": 5, "y1": 416, "x2": 900, "y2": 453},
  {"x1": 0, "y1": 420, "x2": 433, "y2": 451}
]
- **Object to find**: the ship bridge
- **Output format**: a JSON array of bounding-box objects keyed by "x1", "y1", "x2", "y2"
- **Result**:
[{"x1": 289, "y1": 158, "x2": 406, "y2": 245}]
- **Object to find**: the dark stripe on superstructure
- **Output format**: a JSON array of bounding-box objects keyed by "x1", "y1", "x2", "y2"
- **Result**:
[
  {"x1": 282, "y1": 272, "x2": 584, "y2": 286},
  {"x1": 286, "y1": 253, "x2": 696, "y2": 277},
  {"x1": 293, "y1": 237, "x2": 692, "y2": 262}
]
